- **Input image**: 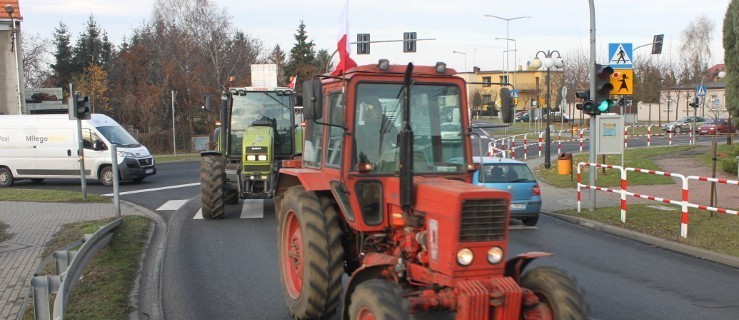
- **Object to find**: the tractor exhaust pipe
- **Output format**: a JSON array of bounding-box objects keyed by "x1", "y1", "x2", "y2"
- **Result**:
[{"x1": 399, "y1": 63, "x2": 414, "y2": 212}]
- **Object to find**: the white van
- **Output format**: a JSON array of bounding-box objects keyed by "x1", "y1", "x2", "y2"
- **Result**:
[{"x1": 0, "y1": 114, "x2": 156, "y2": 187}]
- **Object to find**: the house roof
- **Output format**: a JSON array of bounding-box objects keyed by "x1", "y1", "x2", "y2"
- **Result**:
[{"x1": 1, "y1": 1, "x2": 22, "y2": 21}]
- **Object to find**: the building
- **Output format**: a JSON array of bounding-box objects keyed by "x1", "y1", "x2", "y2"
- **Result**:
[
  {"x1": 456, "y1": 66, "x2": 564, "y2": 119},
  {"x1": 0, "y1": 0, "x2": 25, "y2": 115}
]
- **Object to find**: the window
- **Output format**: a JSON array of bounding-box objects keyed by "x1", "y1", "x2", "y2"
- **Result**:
[
  {"x1": 482, "y1": 77, "x2": 491, "y2": 87},
  {"x1": 326, "y1": 92, "x2": 345, "y2": 168},
  {"x1": 499, "y1": 75, "x2": 508, "y2": 84}
]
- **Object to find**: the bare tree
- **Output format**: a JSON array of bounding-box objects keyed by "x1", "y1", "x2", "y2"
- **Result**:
[
  {"x1": 679, "y1": 14, "x2": 714, "y2": 84},
  {"x1": 21, "y1": 33, "x2": 52, "y2": 88}
]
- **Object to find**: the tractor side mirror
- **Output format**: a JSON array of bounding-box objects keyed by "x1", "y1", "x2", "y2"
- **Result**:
[
  {"x1": 302, "y1": 79, "x2": 323, "y2": 120},
  {"x1": 203, "y1": 94, "x2": 215, "y2": 112},
  {"x1": 499, "y1": 87, "x2": 514, "y2": 123}
]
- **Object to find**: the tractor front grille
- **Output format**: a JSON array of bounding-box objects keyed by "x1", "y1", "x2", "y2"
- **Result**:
[
  {"x1": 459, "y1": 199, "x2": 507, "y2": 242},
  {"x1": 243, "y1": 165, "x2": 271, "y2": 173}
]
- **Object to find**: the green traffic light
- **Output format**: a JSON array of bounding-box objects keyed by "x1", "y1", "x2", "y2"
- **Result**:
[{"x1": 597, "y1": 99, "x2": 613, "y2": 112}]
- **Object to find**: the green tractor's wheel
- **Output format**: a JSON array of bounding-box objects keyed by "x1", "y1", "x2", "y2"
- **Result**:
[
  {"x1": 348, "y1": 279, "x2": 412, "y2": 320},
  {"x1": 520, "y1": 266, "x2": 589, "y2": 320},
  {"x1": 200, "y1": 155, "x2": 225, "y2": 219},
  {"x1": 225, "y1": 189, "x2": 239, "y2": 204},
  {"x1": 277, "y1": 186, "x2": 343, "y2": 319}
]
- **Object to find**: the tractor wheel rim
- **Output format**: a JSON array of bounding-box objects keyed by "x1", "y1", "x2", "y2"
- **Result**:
[
  {"x1": 282, "y1": 210, "x2": 303, "y2": 298},
  {"x1": 356, "y1": 307, "x2": 375, "y2": 320},
  {"x1": 534, "y1": 292, "x2": 555, "y2": 320}
]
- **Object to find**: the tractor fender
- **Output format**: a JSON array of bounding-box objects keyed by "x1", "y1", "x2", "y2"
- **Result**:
[
  {"x1": 277, "y1": 168, "x2": 332, "y2": 191},
  {"x1": 504, "y1": 251, "x2": 553, "y2": 283},
  {"x1": 200, "y1": 150, "x2": 223, "y2": 157},
  {"x1": 341, "y1": 252, "x2": 398, "y2": 320}
]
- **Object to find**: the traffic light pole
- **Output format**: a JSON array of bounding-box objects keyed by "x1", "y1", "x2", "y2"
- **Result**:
[
  {"x1": 70, "y1": 83, "x2": 88, "y2": 200},
  {"x1": 588, "y1": 0, "x2": 597, "y2": 211}
]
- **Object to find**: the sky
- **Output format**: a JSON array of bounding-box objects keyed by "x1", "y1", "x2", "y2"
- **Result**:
[{"x1": 16, "y1": 0, "x2": 731, "y2": 73}]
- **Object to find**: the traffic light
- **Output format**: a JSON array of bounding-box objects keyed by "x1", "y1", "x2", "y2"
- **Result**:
[
  {"x1": 689, "y1": 97, "x2": 699, "y2": 108},
  {"x1": 575, "y1": 89, "x2": 596, "y2": 115},
  {"x1": 357, "y1": 33, "x2": 370, "y2": 54},
  {"x1": 499, "y1": 87, "x2": 515, "y2": 123},
  {"x1": 594, "y1": 64, "x2": 615, "y2": 114},
  {"x1": 652, "y1": 34, "x2": 664, "y2": 55},
  {"x1": 68, "y1": 93, "x2": 91, "y2": 120},
  {"x1": 403, "y1": 32, "x2": 417, "y2": 53}
]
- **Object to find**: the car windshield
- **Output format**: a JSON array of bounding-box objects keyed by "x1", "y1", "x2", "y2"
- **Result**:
[
  {"x1": 96, "y1": 126, "x2": 140, "y2": 147},
  {"x1": 353, "y1": 82, "x2": 466, "y2": 174},
  {"x1": 230, "y1": 91, "x2": 293, "y2": 155},
  {"x1": 479, "y1": 163, "x2": 536, "y2": 183}
]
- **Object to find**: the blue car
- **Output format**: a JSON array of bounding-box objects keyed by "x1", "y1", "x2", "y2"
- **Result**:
[{"x1": 472, "y1": 157, "x2": 542, "y2": 226}]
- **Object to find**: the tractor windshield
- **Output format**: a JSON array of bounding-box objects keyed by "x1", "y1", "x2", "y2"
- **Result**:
[
  {"x1": 354, "y1": 83, "x2": 466, "y2": 174},
  {"x1": 230, "y1": 92, "x2": 293, "y2": 156}
]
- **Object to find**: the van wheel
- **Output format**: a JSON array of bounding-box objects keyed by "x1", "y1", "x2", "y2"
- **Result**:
[
  {"x1": 0, "y1": 168, "x2": 14, "y2": 187},
  {"x1": 100, "y1": 166, "x2": 114, "y2": 186}
]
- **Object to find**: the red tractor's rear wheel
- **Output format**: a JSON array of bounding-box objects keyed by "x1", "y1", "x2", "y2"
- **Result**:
[
  {"x1": 277, "y1": 186, "x2": 343, "y2": 319},
  {"x1": 348, "y1": 279, "x2": 412, "y2": 320},
  {"x1": 520, "y1": 266, "x2": 589, "y2": 320}
]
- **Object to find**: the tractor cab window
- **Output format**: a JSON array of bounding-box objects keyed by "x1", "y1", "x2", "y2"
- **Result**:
[
  {"x1": 230, "y1": 92, "x2": 293, "y2": 156},
  {"x1": 353, "y1": 83, "x2": 466, "y2": 174},
  {"x1": 326, "y1": 92, "x2": 345, "y2": 168}
]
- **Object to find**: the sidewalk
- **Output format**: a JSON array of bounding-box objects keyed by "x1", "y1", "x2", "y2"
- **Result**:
[{"x1": 0, "y1": 201, "x2": 148, "y2": 320}]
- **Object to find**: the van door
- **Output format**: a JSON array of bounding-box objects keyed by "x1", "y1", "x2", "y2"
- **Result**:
[
  {"x1": 81, "y1": 129, "x2": 107, "y2": 179},
  {"x1": 35, "y1": 126, "x2": 76, "y2": 177},
  {"x1": 1, "y1": 127, "x2": 38, "y2": 177}
]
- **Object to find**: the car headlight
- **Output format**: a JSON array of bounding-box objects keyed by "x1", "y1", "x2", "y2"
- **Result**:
[
  {"x1": 487, "y1": 247, "x2": 504, "y2": 264},
  {"x1": 246, "y1": 155, "x2": 256, "y2": 161},
  {"x1": 258, "y1": 154, "x2": 268, "y2": 161},
  {"x1": 456, "y1": 248, "x2": 474, "y2": 266},
  {"x1": 117, "y1": 151, "x2": 134, "y2": 159}
]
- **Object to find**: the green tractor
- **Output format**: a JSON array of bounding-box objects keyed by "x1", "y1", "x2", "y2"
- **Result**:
[{"x1": 200, "y1": 86, "x2": 302, "y2": 219}]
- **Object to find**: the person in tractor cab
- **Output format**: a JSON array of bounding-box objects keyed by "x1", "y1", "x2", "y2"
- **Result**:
[{"x1": 355, "y1": 96, "x2": 398, "y2": 166}]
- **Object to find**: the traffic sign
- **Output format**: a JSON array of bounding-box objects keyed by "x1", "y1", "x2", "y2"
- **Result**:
[
  {"x1": 714, "y1": 97, "x2": 720, "y2": 106},
  {"x1": 609, "y1": 69, "x2": 633, "y2": 95},
  {"x1": 609, "y1": 43, "x2": 633, "y2": 69},
  {"x1": 511, "y1": 89, "x2": 519, "y2": 98},
  {"x1": 696, "y1": 85, "x2": 706, "y2": 97}
]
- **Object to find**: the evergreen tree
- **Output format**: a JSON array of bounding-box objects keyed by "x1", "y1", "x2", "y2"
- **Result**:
[
  {"x1": 50, "y1": 22, "x2": 74, "y2": 90},
  {"x1": 724, "y1": 0, "x2": 739, "y2": 123},
  {"x1": 285, "y1": 21, "x2": 319, "y2": 91},
  {"x1": 72, "y1": 15, "x2": 108, "y2": 70},
  {"x1": 270, "y1": 45, "x2": 287, "y2": 86}
]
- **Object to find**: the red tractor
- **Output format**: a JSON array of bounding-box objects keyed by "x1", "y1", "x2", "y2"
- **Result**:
[{"x1": 275, "y1": 61, "x2": 588, "y2": 319}]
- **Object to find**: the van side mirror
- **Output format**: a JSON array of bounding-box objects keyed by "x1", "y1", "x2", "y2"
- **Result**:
[
  {"x1": 93, "y1": 140, "x2": 105, "y2": 151},
  {"x1": 203, "y1": 95, "x2": 215, "y2": 112},
  {"x1": 302, "y1": 79, "x2": 323, "y2": 120}
]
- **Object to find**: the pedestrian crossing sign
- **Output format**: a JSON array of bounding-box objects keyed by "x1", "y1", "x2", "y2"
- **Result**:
[
  {"x1": 609, "y1": 69, "x2": 633, "y2": 95},
  {"x1": 609, "y1": 43, "x2": 633, "y2": 69},
  {"x1": 696, "y1": 85, "x2": 706, "y2": 96}
]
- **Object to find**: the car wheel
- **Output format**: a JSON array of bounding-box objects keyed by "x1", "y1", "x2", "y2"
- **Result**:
[
  {"x1": 522, "y1": 215, "x2": 539, "y2": 226},
  {"x1": 673, "y1": 126, "x2": 682, "y2": 134}
]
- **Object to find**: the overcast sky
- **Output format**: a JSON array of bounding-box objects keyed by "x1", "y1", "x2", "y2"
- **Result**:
[{"x1": 19, "y1": 0, "x2": 730, "y2": 73}]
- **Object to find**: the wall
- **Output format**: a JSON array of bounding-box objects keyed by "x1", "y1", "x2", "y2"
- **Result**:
[{"x1": 0, "y1": 21, "x2": 23, "y2": 115}]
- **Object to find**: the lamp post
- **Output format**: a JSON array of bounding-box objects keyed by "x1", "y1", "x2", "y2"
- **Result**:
[
  {"x1": 5, "y1": 4, "x2": 22, "y2": 114},
  {"x1": 484, "y1": 14, "x2": 531, "y2": 82},
  {"x1": 495, "y1": 37, "x2": 517, "y2": 87},
  {"x1": 718, "y1": 71, "x2": 730, "y2": 144},
  {"x1": 531, "y1": 50, "x2": 564, "y2": 169}
]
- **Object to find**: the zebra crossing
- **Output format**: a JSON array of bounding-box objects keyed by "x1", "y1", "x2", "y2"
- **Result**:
[{"x1": 157, "y1": 199, "x2": 267, "y2": 219}]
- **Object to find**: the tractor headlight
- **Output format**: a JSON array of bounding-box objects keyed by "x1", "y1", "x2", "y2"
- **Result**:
[
  {"x1": 246, "y1": 155, "x2": 256, "y2": 161},
  {"x1": 487, "y1": 247, "x2": 503, "y2": 264},
  {"x1": 258, "y1": 154, "x2": 268, "y2": 161},
  {"x1": 456, "y1": 248, "x2": 474, "y2": 266}
]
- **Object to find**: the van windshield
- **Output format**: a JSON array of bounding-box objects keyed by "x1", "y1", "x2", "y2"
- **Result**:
[{"x1": 96, "y1": 126, "x2": 140, "y2": 147}]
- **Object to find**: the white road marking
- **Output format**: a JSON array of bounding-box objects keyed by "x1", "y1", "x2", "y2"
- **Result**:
[
  {"x1": 241, "y1": 200, "x2": 265, "y2": 219},
  {"x1": 156, "y1": 200, "x2": 189, "y2": 211},
  {"x1": 194, "y1": 209, "x2": 203, "y2": 219},
  {"x1": 102, "y1": 182, "x2": 200, "y2": 196}
]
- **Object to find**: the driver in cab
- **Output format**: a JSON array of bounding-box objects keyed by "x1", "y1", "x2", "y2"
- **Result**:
[{"x1": 355, "y1": 96, "x2": 398, "y2": 165}]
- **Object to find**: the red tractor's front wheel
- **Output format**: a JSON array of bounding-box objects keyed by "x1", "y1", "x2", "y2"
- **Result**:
[
  {"x1": 520, "y1": 266, "x2": 589, "y2": 320},
  {"x1": 348, "y1": 279, "x2": 412, "y2": 320},
  {"x1": 277, "y1": 186, "x2": 343, "y2": 319}
]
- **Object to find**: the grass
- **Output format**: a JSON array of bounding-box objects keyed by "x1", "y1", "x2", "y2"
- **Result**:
[
  {"x1": 154, "y1": 153, "x2": 201, "y2": 163},
  {"x1": 22, "y1": 216, "x2": 151, "y2": 320},
  {"x1": 0, "y1": 189, "x2": 111, "y2": 203},
  {"x1": 558, "y1": 204, "x2": 739, "y2": 258},
  {"x1": 695, "y1": 142, "x2": 739, "y2": 175},
  {"x1": 537, "y1": 145, "x2": 696, "y2": 188}
]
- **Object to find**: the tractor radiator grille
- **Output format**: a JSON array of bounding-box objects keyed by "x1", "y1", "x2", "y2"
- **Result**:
[
  {"x1": 459, "y1": 199, "x2": 507, "y2": 242},
  {"x1": 243, "y1": 165, "x2": 271, "y2": 173}
]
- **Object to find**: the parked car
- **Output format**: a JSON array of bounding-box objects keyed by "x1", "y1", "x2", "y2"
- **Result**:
[
  {"x1": 519, "y1": 112, "x2": 538, "y2": 122},
  {"x1": 541, "y1": 112, "x2": 570, "y2": 123},
  {"x1": 514, "y1": 111, "x2": 526, "y2": 122},
  {"x1": 697, "y1": 118, "x2": 734, "y2": 135},
  {"x1": 440, "y1": 122, "x2": 462, "y2": 140},
  {"x1": 662, "y1": 116, "x2": 706, "y2": 134},
  {"x1": 472, "y1": 157, "x2": 542, "y2": 226}
]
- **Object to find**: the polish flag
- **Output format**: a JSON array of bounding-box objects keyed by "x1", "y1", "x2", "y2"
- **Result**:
[
  {"x1": 331, "y1": 0, "x2": 357, "y2": 76},
  {"x1": 287, "y1": 75, "x2": 297, "y2": 89}
]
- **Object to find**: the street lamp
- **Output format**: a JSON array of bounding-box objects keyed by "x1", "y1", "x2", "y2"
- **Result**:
[
  {"x1": 495, "y1": 37, "x2": 517, "y2": 87},
  {"x1": 484, "y1": 14, "x2": 531, "y2": 82},
  {"x1": 452, "y1": 50, "x2": 467, "y2": 73},
  {"x1": 5, "y1": 4, "x2": 21, "y2": 114},
  {"x1": 531, "y1": 50, "x2": 564, "y2": 169},
  {"x1": 718, "y1": 71, "x2": 731, "y2": 144}
]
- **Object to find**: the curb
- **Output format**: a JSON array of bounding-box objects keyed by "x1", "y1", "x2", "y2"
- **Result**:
[{"x1": 542, "y1": 210, "x2": 739, "y2": 269}]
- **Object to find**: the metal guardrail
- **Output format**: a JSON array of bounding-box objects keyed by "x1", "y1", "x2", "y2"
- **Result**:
[{"x1": 19, "y1": 218, "x2": 123, "y2": 320}]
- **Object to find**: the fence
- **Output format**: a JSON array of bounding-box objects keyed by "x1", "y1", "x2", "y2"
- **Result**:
[{"x1": 576, "y1": 162, "x2": 738, "y2": 238}]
